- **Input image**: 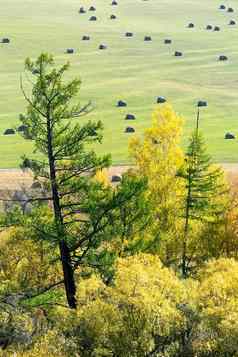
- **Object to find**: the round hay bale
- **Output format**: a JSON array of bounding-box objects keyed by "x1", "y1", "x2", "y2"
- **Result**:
[
  {"x1": 117, "y1": 100, "x2": 127, "y2": 107},
  {"x1": 4, "y1": 128, "x2": 15, "y2": 135},
  {"x1": 89, "y1": 6, "x2": 96, "y2": 11},
  {"x1": 22, "y1": 157, "x2": 31, "y2": 169},
  {"x1": 144, "y1": 36, "x2": 152, "y2": 41},
  {"x1": 17, "y1": 125, "x2": 28, "y2": 133},
  {"x1": 157, "y1": 96, "x2": 166, "y2": 104},
  {"x1": 214, "y1": 26, "x2": 220, "y2": 31},
  {"x1": 228, "y1": 7, "x2": 234, "y2": 13},
  {"x1": 219, "y1": 4, "x2": 226, "y2": 10},
  {"x1": 225, "y1": 132, "x2": 235, "y2": 139},
  {"x1": 125, "y1": 127, "x2": 135, "y2": 133},
  {"x1": 66, "y1": 48, "x2": 74, "y2": 54},
  {"x1": 219, "y1": 55, "x2": 228, "y2": 61},
  {"x1": 229, "y1": 20, "x2": 236, "y2": 25},
  {"x1": 206, "y1": 25, "x2": 213, "y2": 30},
  {"x1": 197, "y1": 100, "x2": 207, "y2": 108},
  {"x1": 112, "y1": 0, "x2": 118, "y2": 5},
  {"x1": 174, "y1": 51, "x2": 183, "y2": 57},
  {"x1": 32, "y1": 68, "x2": 40, "y2": 75},
  {"x1": 2, "y1": 38, "x2": 10, "y2": 43},
  {"x1": 31, "y1": 181, "x2": 42, "y2": 189},
  {"x1": 110, "y1": 14, "x2": 117, "y2": 19},
  {"x1": 111, "y1": 175, "x2": 121, "y2": 183},
  {"x1": 125, "y1": 32, "x2": 133, "y2": 37},
  {"x1": 125, "y1": 114, "x2": 136, "y2": 120},
  {"x1": 82, "y1": 35, "x2": 90, "y2": 41},
  {"x1": 89, "y1": 16, "x2": 97, "y2": 21},
  {"x1": 164, "y1": 39, "x2": 172, "y2": 44},
  {"x1": 188, "y1": 23, "x2": 195, "y2": 28},
  {"x1": 99, "y1": 44, "x2": 107, "y2": 50},
  {"x1": 79, "y1": 7, "x2": 86, "y2": 13}
]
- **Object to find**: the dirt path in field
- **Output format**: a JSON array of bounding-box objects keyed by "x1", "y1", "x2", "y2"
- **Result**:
[
  {"x1": 0, "y1": 169, "x2": 34, "y2": 191},
  {"x1": 220, "y1": 164, "x2": 238, "y2": 175},
  {"x1": 109, "y1": 164, "x2": 238, "y2": 178},
  {"x1": 0, "y1": 163, "x2": 237, "y2": 191}
]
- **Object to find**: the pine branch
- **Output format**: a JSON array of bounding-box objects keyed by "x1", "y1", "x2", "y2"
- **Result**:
[{"x1": 20, "y1": 74, "x2": 47, "y2": 118}]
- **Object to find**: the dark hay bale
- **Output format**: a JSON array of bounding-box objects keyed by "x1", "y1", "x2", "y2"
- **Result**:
[
  {"x1": 82, "y1": 35, "x2": 90, "y2": 40},
  {"x1": 125, "y1": 127, "x2": 135, "y2": 133},
  {"x1": 125, "y1": 32, "x2": 133, "y2": 37},
  {"x1": 174, "y1": 51, "x2": 183, "y2": 57},
  {"x1": 157, "y1": 96, "x2": 166, "y2": 104},
  {"x1": 197, "y1": 100, "x2": 207, "y2": 108},
  {"x1": 22, "y1": 157, "x2": 31, "y2": 169},
  {"x1": 110, "y1": 14, "x2": 117, "y2": 19},
  {"x1": 206, "y1": 25, "x2": 213, "y2": 30},
  {"x1": 228, "y1": 7, "x2": 234, "y2": 13},
  {"x1": 89, "y1": 16, "x2": 97, "y2": 21},
  {"x1": 188, "y1": 23, "x2": 195, "y2": 28},
  {"x1": 66, "y1": 48, "x2": 74, "y2": 54},
  {"x1": 32, "y1": 68, "x2": 40, "y2": 75},
  {"x1": 225, "y1": 132, "x2": 235, "y2": 139},
  {"x1": 112, "y1": 0, "x2": 118, "y2": 5},
  {"x1": 2, "y1": 38, "x2": 10, "y2": 43},
  {"x1": 17, "y1": 125, "x2": 28, "y2": 133},
  {"x1": 125, "y1": 114, "x2": 136, "y2": 120},
  {"x1": 99, "y1": 44, "x2": 107, "y2": 50},
  {"x1": 144, "y1": 36, "x2": 152, "y2": 41},
  {"x1": 229, "y1": 20, "x2": 236, "y2": 25},
  {"x1": 31, "y1": 181, "x2": 42, "y2": 189},
  {"x1": 4, "y1": 128, "x2": 15, "y2": 135},
  {"x1": 220, "y1": 4, "x2": 226, "y2": 10},
  {"x1": 117, "y1": 100, "x2": 127, "y2": 107},
  {"x1": 79, "y1": 7, "x2": 86, "y2": 13},
  {"x1": 89, "y1": 6, "x2": 96, "y2": 11},
  {"x1": 214, "y1": 26, "x2": 220, "y2": 31},
  {"x1": 111, "y1": 175, "x2": 121, "y2": 183},
  {"x1": 219, "y1": 55, "x2": 228, "y2": 61},
  {"x1": 164, "y1": 39, "x2": 172, "y2": 44}
]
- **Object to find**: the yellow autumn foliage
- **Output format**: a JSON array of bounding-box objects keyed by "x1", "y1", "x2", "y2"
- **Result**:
[
  {"x1": 52, "y1": 254, "x2": 186, "y2": 356},
  {"x1": 129, "y1": 104, "x2": 183, "y2": 185},
  {"x1": 192, "y1": 258, "x2": 238, "y2": 355},
  {"x1": 129, "y1": 104, "x2": 185, "y2": 259},
  {"x1": 94, "y1": 168, "x2": 110, "y2": 187},
  {"x1": 2, "y1": 254, "x2": 238, "y2": 356},
  {"x1": 0, "y1": 227, "x2": 61, "y2": 294}
]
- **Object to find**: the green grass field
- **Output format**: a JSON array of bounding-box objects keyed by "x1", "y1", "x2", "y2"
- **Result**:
[{"x1": 0, "y1": 0, "x2": 238, "y2": 167}]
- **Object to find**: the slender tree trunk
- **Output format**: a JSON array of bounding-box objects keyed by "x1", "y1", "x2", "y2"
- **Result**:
[
  {"x1": 46, "y1": 112, "x2": 77, "y2": 309},
  {"x1": 182, "y1": 218, "x2": 189, "y2": 278},
  {"x1": 182, "y1": 169, "x2": 192, "y2": 278},
  {"x1": 59, "y1": 240, "x2": 77, "y2": 308}
]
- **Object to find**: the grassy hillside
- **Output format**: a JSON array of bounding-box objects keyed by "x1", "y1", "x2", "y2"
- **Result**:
[{"x1": 0, "y1": 0, "x2": 238, "y2": 167}]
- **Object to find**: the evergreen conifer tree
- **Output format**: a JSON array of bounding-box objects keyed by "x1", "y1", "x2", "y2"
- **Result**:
[
  {"x1": 19, "y1": 53, "x2": 149, "y2": 308},
  {"x1": 179, "y1": 130, "x2": 225, "y2": 277}
]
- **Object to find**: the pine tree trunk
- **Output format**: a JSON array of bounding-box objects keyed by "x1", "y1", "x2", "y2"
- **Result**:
[
  {"x1": 182, "y1": 224, "x2": 188, "y2": 278},
  {"x1": 46, "y1": 112, "x2": 77, "y2": 309},
  {"x1": 59, "y1": 240, "x2": 77, "y2": 309},
  {"x1": 182, "y1": 168, "x2": 192, "y2": 278}
]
